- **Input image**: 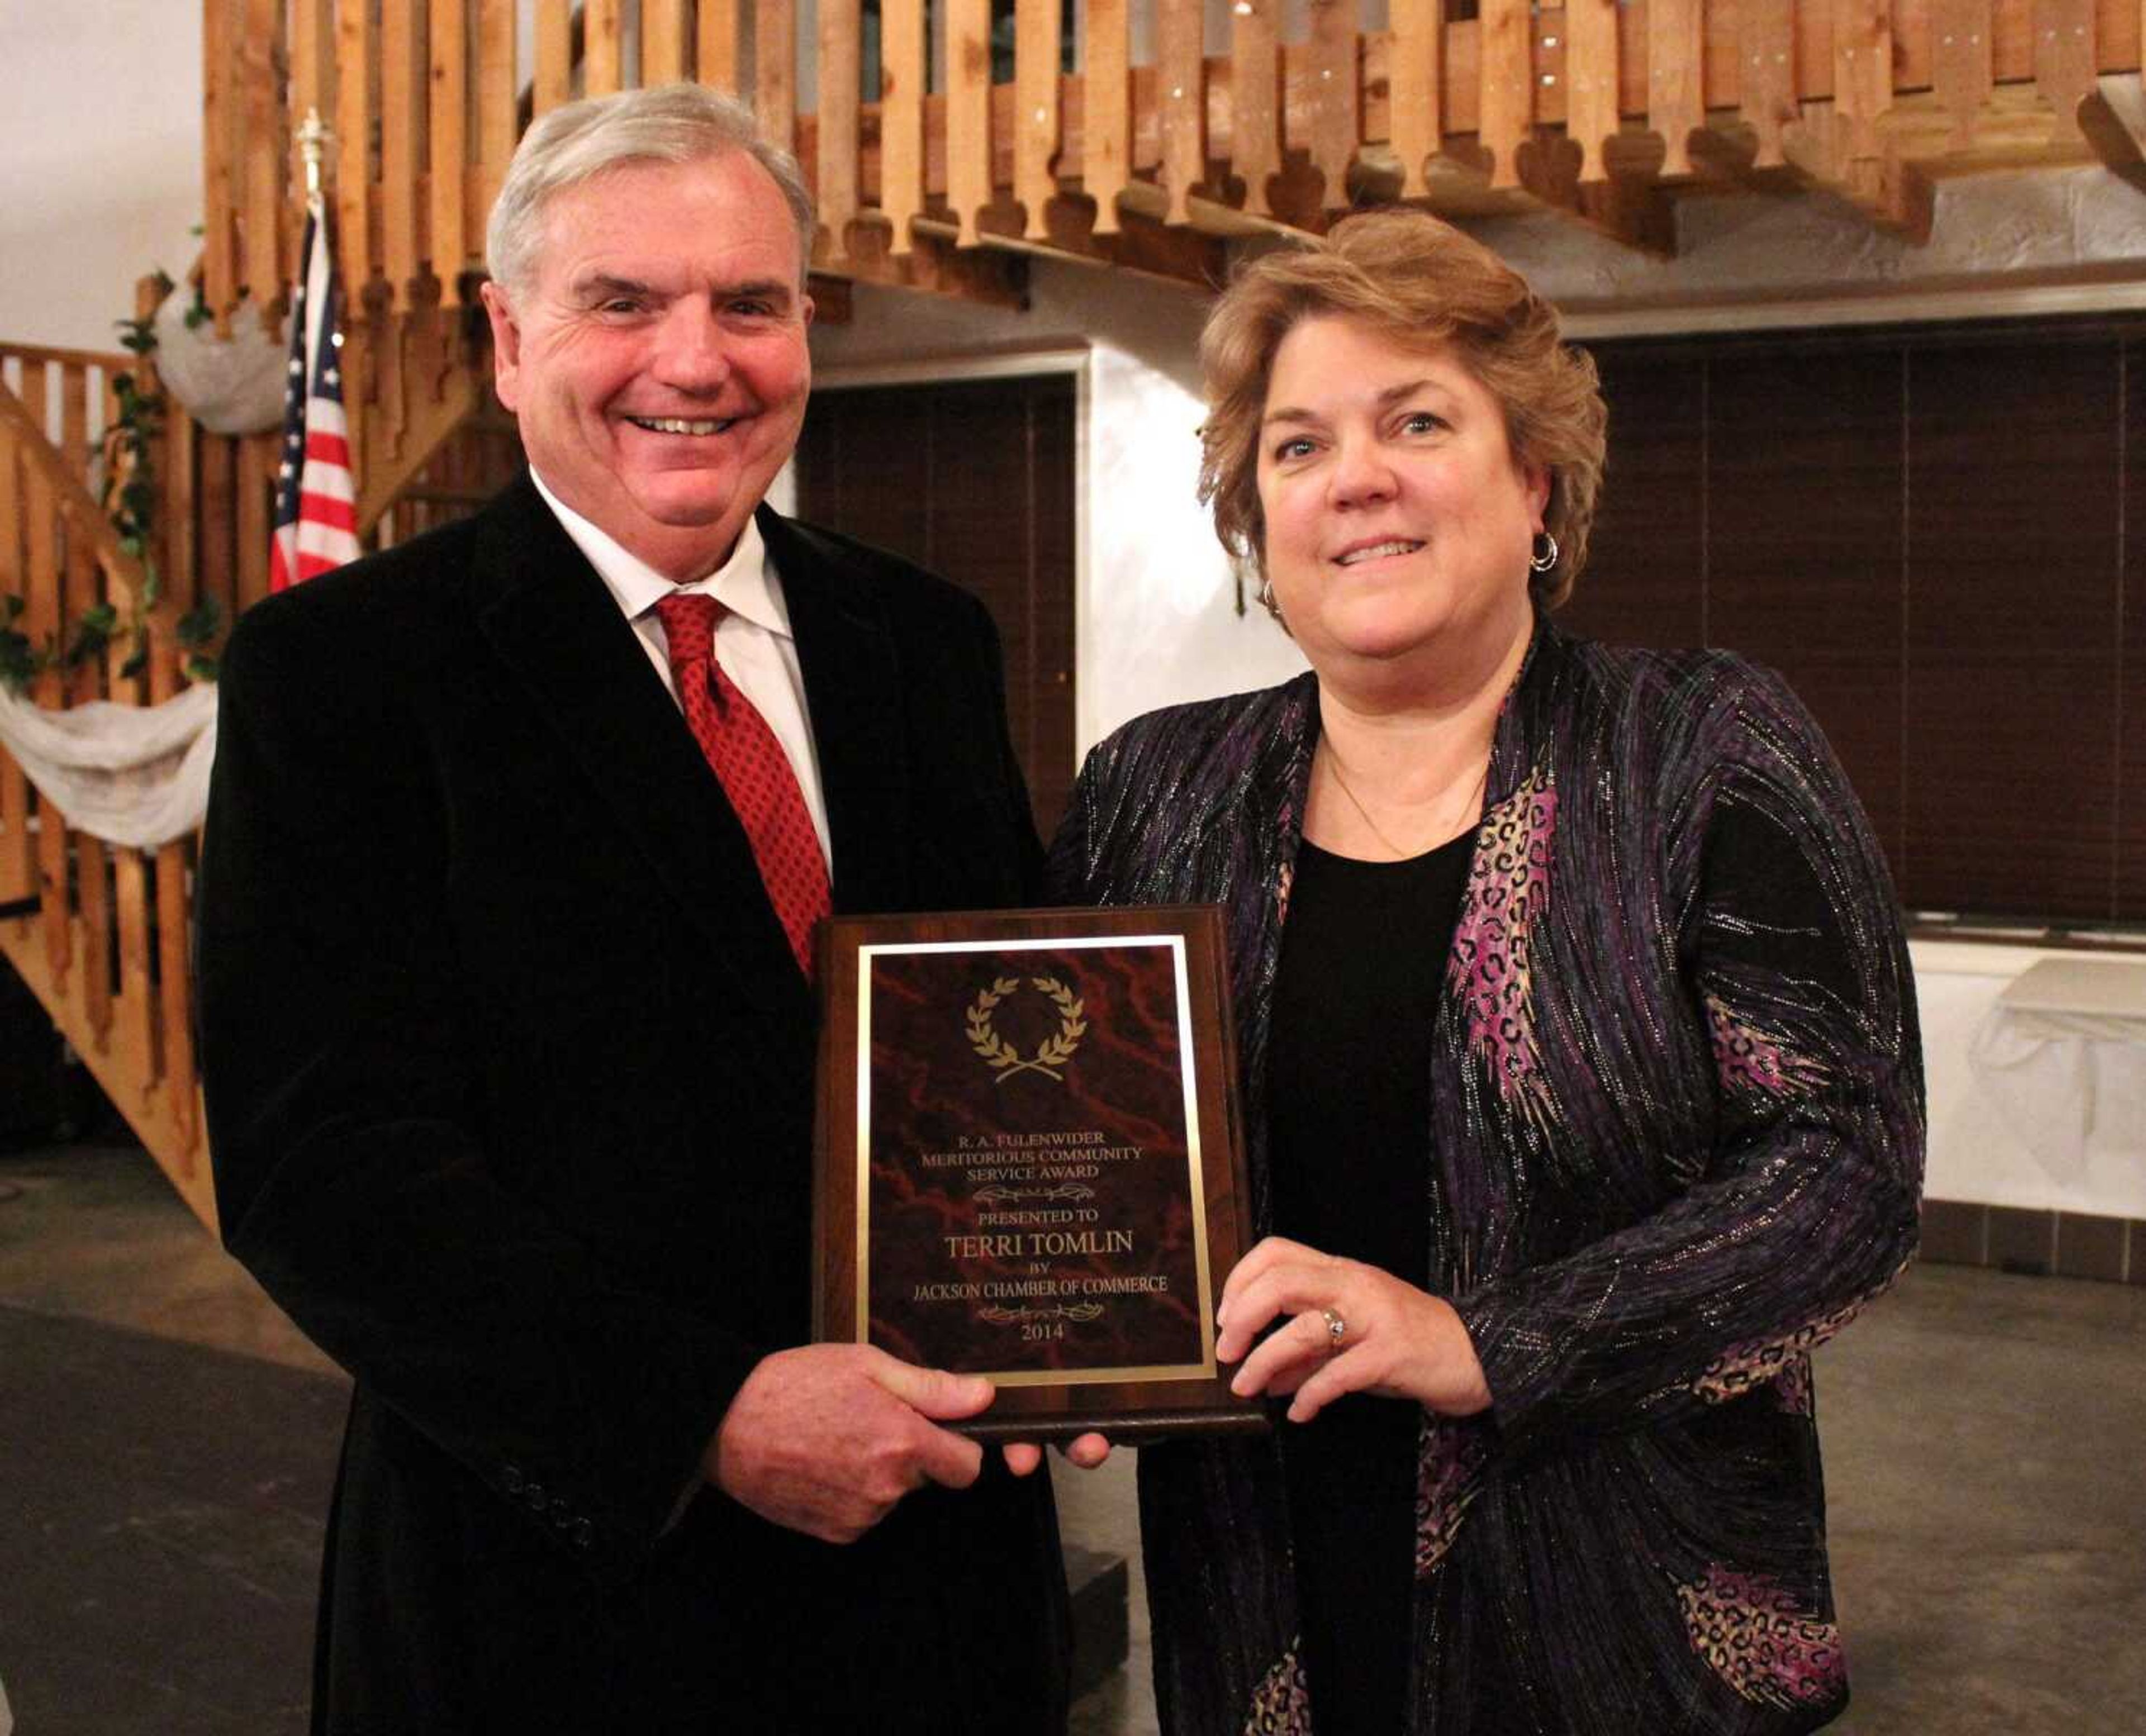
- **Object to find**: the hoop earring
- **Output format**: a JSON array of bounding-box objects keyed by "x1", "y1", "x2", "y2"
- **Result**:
[
  {"x1": 1256, "y1": 573, "x2": 1284, "y2": 624},
  {"x1": 1529, "y1": 531, "x2": 1560, "y2": 575}
]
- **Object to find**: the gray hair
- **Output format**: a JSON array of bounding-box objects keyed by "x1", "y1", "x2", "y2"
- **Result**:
[{"x1": 485, "y1": 83, "x2": 817, "y2": 299}]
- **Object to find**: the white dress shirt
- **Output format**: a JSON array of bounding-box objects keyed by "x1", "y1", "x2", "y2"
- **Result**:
[{"x1": 529, "y1": 470, "x2": 833, "y2": 871}]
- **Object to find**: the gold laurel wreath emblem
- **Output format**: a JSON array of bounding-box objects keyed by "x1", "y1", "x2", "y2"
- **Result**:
[{"x1": 965, "y1": 976, "x2": 1088, "y2": 1083}]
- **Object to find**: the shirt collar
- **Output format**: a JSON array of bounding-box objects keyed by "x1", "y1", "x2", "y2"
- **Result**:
[{"x1": 529, "y1": 468, "x2": 791, "y2": 640}]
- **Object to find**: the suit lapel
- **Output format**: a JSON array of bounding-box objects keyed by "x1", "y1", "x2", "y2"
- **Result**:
[
  {"x1": 469, "y1": 477, "x2": 813, "y2": 1038},
  {"x1": 760, "y1": 507, "x2": 911, "y2": 916}
]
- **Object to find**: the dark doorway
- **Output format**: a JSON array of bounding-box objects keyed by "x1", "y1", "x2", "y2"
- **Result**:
[{"x1": 794, "y1": 371, "x2": 1079, "y2": 840}]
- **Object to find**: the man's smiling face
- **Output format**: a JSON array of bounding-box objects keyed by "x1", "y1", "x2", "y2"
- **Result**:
[{"x1": 481, "y1": 150, "x2": 813, "y2": 580}]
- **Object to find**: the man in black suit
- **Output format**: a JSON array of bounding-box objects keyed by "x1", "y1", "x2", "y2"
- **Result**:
[{"x1": 199, "y1": 84, "x2": 1070, "y2": 1733}]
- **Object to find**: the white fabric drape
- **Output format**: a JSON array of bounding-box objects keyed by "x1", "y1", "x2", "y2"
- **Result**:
[{"x1": 0, "y1": 683, "x2": 217, "y2": 850}]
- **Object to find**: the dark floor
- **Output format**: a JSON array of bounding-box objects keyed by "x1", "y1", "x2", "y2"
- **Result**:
[{"x1": 2, "y1": 1143, "x2": 2142, "y2": 1734}]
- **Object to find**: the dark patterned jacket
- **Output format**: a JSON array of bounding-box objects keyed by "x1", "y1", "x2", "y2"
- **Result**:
[{"x1": 1047, "y1": 621, "x2": 1924, "y2": 1736}]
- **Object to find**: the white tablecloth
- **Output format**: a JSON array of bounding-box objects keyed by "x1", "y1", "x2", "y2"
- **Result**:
[{"x1": 1968, "y1": 958, "x2": 2146, "y2": 1177}]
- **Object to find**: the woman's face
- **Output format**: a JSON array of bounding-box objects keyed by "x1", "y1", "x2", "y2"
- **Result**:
[{"x1": 1256, "y1": 316, "x2": 1547, "y2": 685}]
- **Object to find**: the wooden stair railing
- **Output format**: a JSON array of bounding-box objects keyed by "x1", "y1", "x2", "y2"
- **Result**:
[
  {"x1": 199, "y1": 0, "x2": 2146, "y2": 337},
  {"x1": 0, "y1": 325, "x2": 219, "y2": 1230}
]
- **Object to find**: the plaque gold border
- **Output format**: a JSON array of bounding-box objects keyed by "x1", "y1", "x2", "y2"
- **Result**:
[{"x1": 854, "y1": 934, "x2": 1218, "y2": 1388}]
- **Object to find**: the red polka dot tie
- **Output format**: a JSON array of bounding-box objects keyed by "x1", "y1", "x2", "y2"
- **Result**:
[{"x1": 655, "y1": 592, "x2": 830, "y2": 979}]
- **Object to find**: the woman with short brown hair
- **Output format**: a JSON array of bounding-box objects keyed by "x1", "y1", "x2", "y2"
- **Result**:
[{"x1": 1051, "y1": 211, "x2": 1921, "y2": 1734}]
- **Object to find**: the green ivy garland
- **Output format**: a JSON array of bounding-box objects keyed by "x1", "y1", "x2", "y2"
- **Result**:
[{"x1": 2, "y1": 273, "x2": 221, "y2": 695}]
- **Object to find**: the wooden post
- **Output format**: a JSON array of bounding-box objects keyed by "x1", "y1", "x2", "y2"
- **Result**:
[
  {"x1": 0, "y1": 424, "x2": 29, "y2": 905},
  {"x1": 1479, "y1": 0, "x2": 1533, "y2": 188},
  {"x1": 1929, "y1": 0, "x2": 1992, "y2": 149},
  {"x1": 1014, "y1": 0, "x2": 1062, "y2": 237},
  {"x1": 1740, "y1": 0, "x2": 1799, "y2": 167},
  {"x1": 881, "y1": 0, "x2": 926, "y2": 255},
  {"x1": 432, "y1": 0, "x2": 470, "y2": 305},
  {"x1": 644, "y1": 0, "x2": 691, "y2": 82},
  {"x1": 1231, "y1": 0, "x2": 1282, "y2": 216},
  {"x1": 381, "y1": 0, "x2": 422, "y2": 307},
  {"x1": 1650, "y1": 0, "x2": 1705, "y2": 176},
  {"x1": 585, "y1": 0, "x2": 626, "y2": 97},
  {"x1": 478, "y1": 0, "x2": 520, "y2": 227},
  {"x1": 757, "y1": 0, "x2": 799, "y2": 156},
  {"x1": 338, "y1": 0, "x2": 377, "y2": 297},
  {"x1": 699, "y1": 0, "x2": 742, "y2": 92},
  {"x1": 1307, "y1": 0, "x2": 1361, "y2": 209},
  {"x1": 946, "y1": 0, "x2": 991, "y2": 244},
  {"x1": 1084, "y1": 0, "x2": 1131, "y2": 233},
  {"x1": 2036, "y1": 0, "x2": 2096, "y2": 142},
  {"x1": 203, "y1": 0, "x2": 236, "y2": 331},
  {"x1": 1158, "y1": 0, "x2": 1206, "y2": 223},
  {"x1": 535, "y1": 0, "x2": 574, "y2": 116},
  {"x1": 1388, "y1": 0, "x2": 1444, "y2": 199},
  {"x1": 819, "y1": 0, "x2": 863, "y2": 263},
  {"x1": 1565, "y1": 0, "x2": 1621, "y2": 183},
  {"x1": 241, "y1": 0, "x2": 284, "y2": 327}
]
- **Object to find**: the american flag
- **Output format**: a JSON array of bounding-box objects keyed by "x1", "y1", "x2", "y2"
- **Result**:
[{"x1": 269, "y1": 202, "x2": 361, "y2": 590}]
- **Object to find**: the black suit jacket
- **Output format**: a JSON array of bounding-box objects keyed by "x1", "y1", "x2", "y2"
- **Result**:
[{"x1": 199, "y1": 475, "x2": 1068, "y2": 1734}]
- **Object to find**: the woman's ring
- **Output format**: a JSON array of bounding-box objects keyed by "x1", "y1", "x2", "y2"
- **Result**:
[{"x1": 1319, "y1": 1307, "x2": 1347, "y2": 1353}]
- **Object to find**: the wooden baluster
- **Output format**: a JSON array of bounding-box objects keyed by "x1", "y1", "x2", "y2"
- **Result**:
[
  {"x1": 150, "y1": 393, "x2": 198, "y2": 1148},
  {"x1": 881, "y1": 0, "x2": 926, "y2": 255},
  {"x1": 1833, "y1": 0, "x2": 1891, "y2": 189},
  {"x1": 644, "y1": 0, "x2": 690, "y2": 82},
  {"x1": 290, "y1": 0, "x2": 334, "y2": 273},
  {"x1": 158, "y1": 833, "x2": 201, "y2": 1161},
  {"x1": 1231, "y1": 0, "x2": 1282, "y2": 216},
  {"x1": 699, "y1": 0, "x2": 742, "y2": 92},
  {"x1": 1479, "y1": 0, "x2": 1532, "y2": 188},
  {"x1": 381, "y1": 0, "x2": 421, "y2": 308},
  {"x1": 242, "y1": 0, "x2": 284, "y2": 328},
  {"x1": 1739, "y1": 0, "x2": 1797, "y2": 167},
  {"x1": 757, "y1": 0, "x2": 799, "y2": 156},
  {"x1": 203, "y1": 0, "x2": 236, "y2": 331},
  {"x1": 1388, "y1": 0, "x2": 1444, "y2": 199},
  {"x1": 237, "y1": 435, "x2": 274, "y2": 613},
  {"x1": 1649, "y1": 0, "x2": 1703, "y2": 176},
  {"x1": 820, "y1": 0, "x2": 863, "y2": 263},
  {"x1": 65, "y1": 500, "x2": 113, "y2": 1044},
  {"x1": 1565, "y1": 0, "x2": 1620, "y2": 182},
  {"x1": 1015, "y1": 0, "x2": 1062, "y2": 237},
  {"x1": 1307, "y1": 0, "x2": 1361, "y2": 210},
  {"x1": 585, "y1": 0, "x2": 626, "y2": 96},
  {"x1": 1158, "y1": 0, "x2": 1205, "y2": 223},
  {"x1": 535, "y1": 0, "x2": 573, "y2": 115},
  {"x1": 198, "y1": 436, "x2": 235, "y2": 678},
  {"x1": 432, "y1": 0, "x2": 469, "y2": 306},
  {"x1": 1930, "y1": 0, "x2": 1992, "y2": 149},
  {"x1": 338, "y1": 0, "x2": 377, "y2": 298},
  {"x1": 947, "y1": 0, "x2": 991, "y2": 244},
  {"x1": 0, "y1": 424, "x2": 28, "y2": 906},
  {"x1": 21, "y1": 459, "x2": 69, "y2": 984},
  {"x1": 2035, "y1": 0, "x2": 2095, "y2": 142},
  {"x1": 478, "y1": 0, "x2": 519, "y2": 231},
  {"x1": 1084, "y1": 0, "x2": 1131, "y2": 233}
]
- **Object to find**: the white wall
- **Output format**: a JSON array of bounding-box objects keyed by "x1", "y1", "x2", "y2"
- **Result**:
[{"x1": 0, "y1": 4, "x2": 203, "y2": 354}]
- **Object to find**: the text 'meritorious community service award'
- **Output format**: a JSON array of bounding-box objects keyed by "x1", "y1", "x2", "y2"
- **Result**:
[{"x1": 813, "y1": 906, "x2": 1265, "y2": 1441}]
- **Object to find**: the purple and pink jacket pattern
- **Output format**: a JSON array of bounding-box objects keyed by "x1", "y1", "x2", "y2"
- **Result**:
[{"x1": 1047, "y1": 621, "x2": 1924, "y2": 1736}]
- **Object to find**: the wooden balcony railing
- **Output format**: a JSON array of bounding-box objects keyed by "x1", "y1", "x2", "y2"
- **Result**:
[
  {"x1": 0, "y1": 320, "x2": 222, "y2": 1226},
  {"x1": 201, "y1": 0, "x2": 2144, "y2": 329}
]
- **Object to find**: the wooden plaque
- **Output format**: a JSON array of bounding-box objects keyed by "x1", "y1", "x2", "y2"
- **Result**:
[{"x1": 813, "y1": 905, "x2": 1266, "y2": 1442}]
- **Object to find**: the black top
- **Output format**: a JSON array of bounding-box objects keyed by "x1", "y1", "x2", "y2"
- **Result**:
[{"x1": 1266, "y1": 830, "x2": 1475, "y2": 1733}]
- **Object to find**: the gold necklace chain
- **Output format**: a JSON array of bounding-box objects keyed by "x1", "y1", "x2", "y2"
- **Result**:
[{"x1": 1318, "y1": 743, "x2": 1489, "y2": 862}]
